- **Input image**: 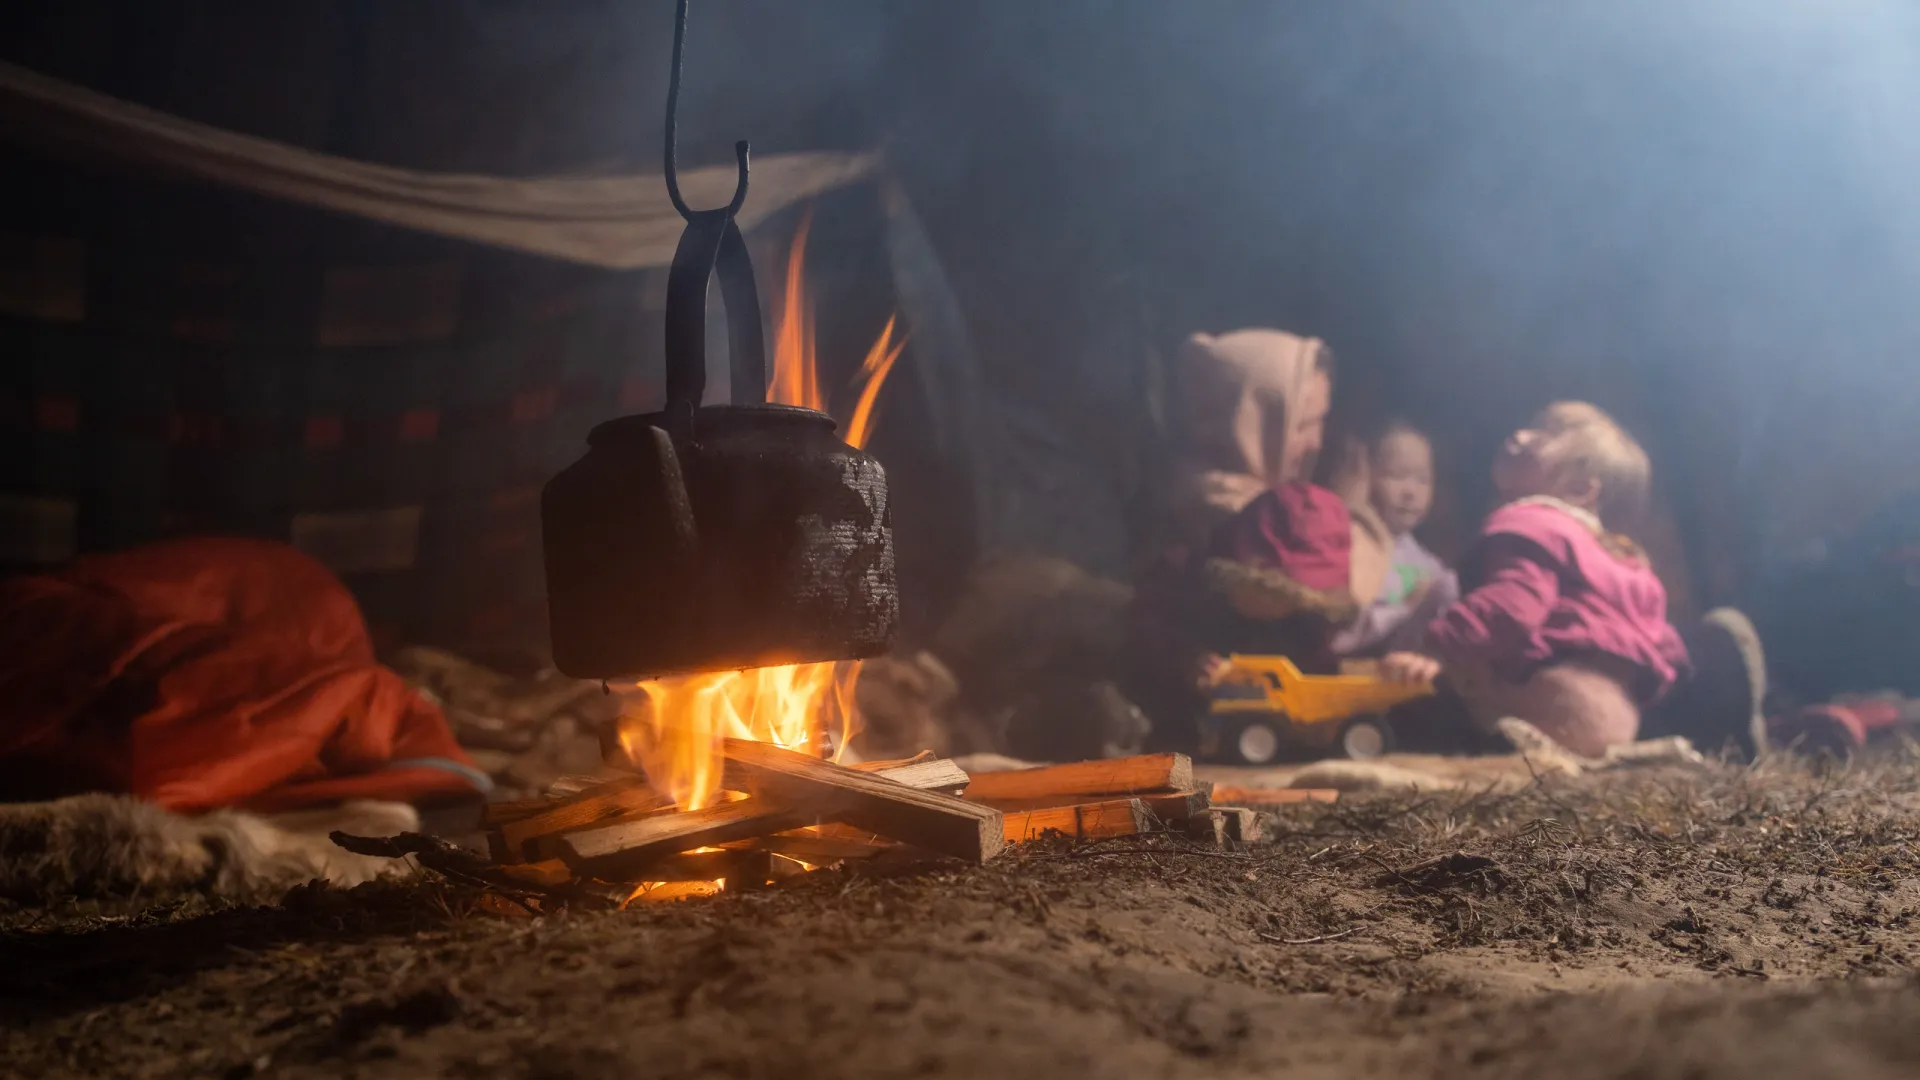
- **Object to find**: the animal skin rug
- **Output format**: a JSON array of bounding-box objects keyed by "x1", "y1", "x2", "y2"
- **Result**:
[{"x1": 0, "y1": 795, "x2": 421, "y2": 905}]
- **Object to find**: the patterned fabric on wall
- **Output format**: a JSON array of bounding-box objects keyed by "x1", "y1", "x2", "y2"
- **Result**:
[{"x1": 0, "y1": 234, "x2": 669, "y2": 652}]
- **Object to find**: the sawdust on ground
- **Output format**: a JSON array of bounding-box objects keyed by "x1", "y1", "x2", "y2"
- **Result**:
[{"x1": 7, "y1": 751, "x2": 1920, "y2": 1079}]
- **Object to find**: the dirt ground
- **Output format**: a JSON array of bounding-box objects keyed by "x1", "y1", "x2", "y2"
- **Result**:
[{"x1": 9, "y1": 751, "x2": 1920, "y2": 1080}]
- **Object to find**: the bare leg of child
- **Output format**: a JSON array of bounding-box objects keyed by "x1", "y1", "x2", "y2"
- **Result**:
[{"x1": 1451, "y1": 657, "x2": 1642, "y2": 760}]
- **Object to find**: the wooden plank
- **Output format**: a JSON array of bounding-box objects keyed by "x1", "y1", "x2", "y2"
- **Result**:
[
  {"x1": 496, "y1": 775, "x2": 672, "y2": 863},
  {"x1": 850, "y1": 756, "x2": 968, "y2": 795},
  {"x1": 1002, "y1": 798, "x2": 1150, "y2": 844},
  {"x1": 976, "y1": 789, "x2": 1209, "y2": 823},
  {"x1": 495, "y1": 859, "x2": 573, "y2": 888},
  {"x1": 1188, "y1": 809, "x2": 1229, "y2": 849},
  {"x1": 482, "y1": 798, "x2": 548, "y2": 827},
  {"x1": 558, "y1": 797, "x2": 807, "y2": 871},
  {"x1": 849, "y1": 751, "x2": 936, "y2": 771},
  {"x1": 1220, "y1": 808, "x2": 1266, "y2": 845},
  {"x1": 961, "y1": 754, "x2": 1192, "y2": 804},
  {"x1": 609, "y1": 848, "x2": 771, "y2": 884},
  {"x1": 1209, "y1": 786, "x2": 1339, "y2": 808},
  {"x1": 719, "y1": 831, "x2": 893, "y2": 863},
  {"x1": 547, "y1": 773, "x2": 631, "y2": 797},
  {"x1": 721, "y1": 738, "x2": 1004, "y2": 863},
  {"x1": 723, "y1": 755, "x2": 969, "y2": 798},
  {"x1": 554, "y1": 751, "x2": 986, "y2": 874}
]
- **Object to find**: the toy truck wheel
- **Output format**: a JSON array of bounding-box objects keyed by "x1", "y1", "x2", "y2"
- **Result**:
[
  {"x1": 1338, "y1": 716, "x2": 1394, "y2": 760},
  {"x1": 1231, "y1": 719, "x2": 1285, "y2": 765}
]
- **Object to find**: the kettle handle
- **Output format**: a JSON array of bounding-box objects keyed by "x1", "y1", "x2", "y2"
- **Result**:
[{"x1": 663, "y1": 206, "x2": 769, "y2": 414}]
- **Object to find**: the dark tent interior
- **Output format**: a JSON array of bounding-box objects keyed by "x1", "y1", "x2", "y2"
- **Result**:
[{"x1": 2, "y1": 3, "x2": 1919, "y2": 1077}]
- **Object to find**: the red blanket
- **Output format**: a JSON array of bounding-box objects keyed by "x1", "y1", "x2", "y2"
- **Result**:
[{"x1": 0, "y1": 538, "x2": 485, "y2": 812}]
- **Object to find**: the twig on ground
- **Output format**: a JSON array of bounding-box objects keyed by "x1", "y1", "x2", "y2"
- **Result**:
[{"x1": 1259, "y1": 927, "x2": 1360, "y2": 945}]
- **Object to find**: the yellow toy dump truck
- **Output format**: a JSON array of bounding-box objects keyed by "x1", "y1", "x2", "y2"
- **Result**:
[{"x1": 1199, "y1": 654, "x2": 1435, "y2": 764}]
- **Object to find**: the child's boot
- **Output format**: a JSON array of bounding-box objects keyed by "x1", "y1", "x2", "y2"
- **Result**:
[{"x1": 1646, "y1": 608, "x2": 1769, "y2": 759}]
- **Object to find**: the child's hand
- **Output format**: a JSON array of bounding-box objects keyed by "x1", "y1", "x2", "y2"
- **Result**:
[
  {"x1": 1380, "y1": 651, "x2": 1441, "y2": 685},
  {"x1": 1195, "y1": 653, "x2": 1232, "y2": 689}
]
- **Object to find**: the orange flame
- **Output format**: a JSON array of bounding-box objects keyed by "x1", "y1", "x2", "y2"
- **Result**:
[{"x1": 617, "y1": 207, "x2": 904, "y2": 822}]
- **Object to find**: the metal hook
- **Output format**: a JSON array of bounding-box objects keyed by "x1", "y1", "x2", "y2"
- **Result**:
[{"x1": 663, "y1": 0, "x2": 750, "y2": 222}]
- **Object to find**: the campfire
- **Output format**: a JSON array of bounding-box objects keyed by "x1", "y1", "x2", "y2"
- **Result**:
[
  {"x1": 327, "y1": 228, "x2": 1316, "y2": 905},
  {"x1": 329, "y1": 746, "x2": 1267, "y2": 911},
  {"x1": 331, "y1": 1, "x2": 1303, "y2": 903},
  {"x1": 394, "y1": 229, "x2": 1263, "y2": 906}
]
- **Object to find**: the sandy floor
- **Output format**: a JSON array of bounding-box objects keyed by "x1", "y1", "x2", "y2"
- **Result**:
[{"x1": 7, "y1": 753, "x2": 1920, "y2": 1079}]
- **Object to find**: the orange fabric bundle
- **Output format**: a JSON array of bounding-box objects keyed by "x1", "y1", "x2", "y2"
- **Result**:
[{"x1": 0, "y1": 538, "x2": 486, "y2": 812}]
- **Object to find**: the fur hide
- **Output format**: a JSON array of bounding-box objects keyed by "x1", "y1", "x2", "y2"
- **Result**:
[{"x1": 0, "y1": 795, "x2": 420, "y2": 905}]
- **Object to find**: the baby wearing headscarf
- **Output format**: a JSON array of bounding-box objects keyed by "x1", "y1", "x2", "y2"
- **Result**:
[{"x1": 1127, "y1": 330, "x2": 1392, "y2": 748}]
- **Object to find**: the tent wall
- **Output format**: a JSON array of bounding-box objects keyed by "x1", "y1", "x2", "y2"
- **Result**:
[{"x1": 0, "y1": 147, "x2": 671, "y2": 653}]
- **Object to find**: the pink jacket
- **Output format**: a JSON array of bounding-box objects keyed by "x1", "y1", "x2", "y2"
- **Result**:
[{"x1": 1426, "y1": 499, "x2": 1690, "y2": 704}]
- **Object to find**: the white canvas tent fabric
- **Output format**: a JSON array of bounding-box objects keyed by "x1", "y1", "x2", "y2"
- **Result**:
[{"x1": 0, "y1": 61, "x2": 877, "y2": 269}]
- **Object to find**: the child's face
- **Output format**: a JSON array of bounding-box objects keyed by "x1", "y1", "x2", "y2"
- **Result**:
[
  {"x1": 1271, "y1": 369, "x2": 1331, "y2": 484},
  {"x1": 1492, "y1": 421, "x2": 1595, "y2": 506},
  {"x1": 1369, "y1": 430, "x2": 1434, "y2": 535}
]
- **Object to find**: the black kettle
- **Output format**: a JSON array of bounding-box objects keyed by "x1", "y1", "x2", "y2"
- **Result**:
[{"x1": 541, "y1": 161, "x2": 898, "y2": 680}]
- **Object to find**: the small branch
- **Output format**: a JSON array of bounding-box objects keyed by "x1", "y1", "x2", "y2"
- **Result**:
[
  {"x1": 1259, "y1": 927, "x2": 1360, "y2": 945},
  {"x1": 330, "y1": 831, "x2": 601, "y2": 909}
]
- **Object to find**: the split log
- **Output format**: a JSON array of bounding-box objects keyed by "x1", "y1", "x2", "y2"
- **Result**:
[
  {"x1": 847, "y1": 755, "x2": 968, "y2": 795},
  {"x1": 976, "y1": 789, "x2": 1208, "y2": 824},
  {"x1": 1188, "y1": 808, "x2": 1266, "y2": 847},
  {"x1": 559, "y1": 798, "x2": 807, "y2": 873},
  {"x1": 719, "y1": 831, "x2": 893, "y2": 863},
  {"x1": 482, "y1": 796, "x2": 561, "y2": 827},
  {"x1": 1189, "y1": 810, "x2": 1228, "y2": 848},
  {"x1": 496, "y1": 859, "x2": 573, "y2": 888},
  {"x1": 496, "y1": 775, "x2": 672, "y2": 863},
  {"x1": 724, "y1": 754, "x2": 970, "y2": 798},
  {"x1": 1207, "y1": 786, "x2": 1339, "y2": 807},
  {"x1": 632, "y1": 848, "x2": 775, "y2": 885},
  {"x1": 1002, "y1": 798, "x2": 1150, "y2": 843},
  {"x1": 722, "y1": 738, "x2": 1004, "y2": 863},
  {"x1": 962, "y1": 753, "x2": 1191, "y2": 804}
]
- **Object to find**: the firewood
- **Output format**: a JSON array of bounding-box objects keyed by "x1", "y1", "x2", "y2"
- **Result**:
[
  {"x1": 721, "y1": 737, "x2": 1004, "y2": 863},
  {"x1": 1220, "y1": 807, "x2": 1265, "y2": 845},
  {"x1": 961, "y1": 753, "x2": 1192, "y2": 803},
  {"x1": 620, "y1": 848, "x2": 774, "y2": 884},
  {"x1": 1208, "y1": 785, "x2": 1339, "y2": 807},
  {"x1": 554, "y1": 756, "x2": 972, "y2": 876},
  {"x1": 559, "y1": 798, "x2": 808, "y2": 873},
  {"x1": 1189, "y1": 810, "x2": 1229, "y2": 848},
  {"x1": 848, "y1": 756, "x2": 968, "y2": 795},
  {"x1": 719, "y1": 831, "x2": 893, "y2": 863},
  {"x1": 1002, "y1": 798, "x2": 1151, "y2": 843},
  {"x1": 723, "y1": 754, "x2": 969, "y2": 797},
  {"x1": 482, "y1": 796, "x2": 561, "y2": 827},
  {"x1": 975, "y1": 789, "x2": 1208, "y2": 823},
  {"x1": 849, "y1": 751, "x2": 937, "y2": 771},
  {"x1": 496, "y1": 775, "x2": 672, "y2": 863},
  {"x1": 547, "y1": 773, "x2": 628, "y2": 797},
  {"x1": 497, "y1": 859, "x2": 573, "y2": 888},
  {"x1": 1186, "y1": 808, "x2": 1267, "y2": 847}
]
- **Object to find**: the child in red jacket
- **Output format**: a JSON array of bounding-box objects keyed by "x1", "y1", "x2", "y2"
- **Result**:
[{"x1": 1384, "y1": 402, "x2": 1763, "y2": 758}]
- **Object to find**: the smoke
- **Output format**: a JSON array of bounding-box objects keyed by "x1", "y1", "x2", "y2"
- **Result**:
[
  {"x1": 835, "y1": 0, "x2": 1920, "y2": 565},
  {"x1": 666, "y1": 1, "x2": 1920, "y2": 566}
]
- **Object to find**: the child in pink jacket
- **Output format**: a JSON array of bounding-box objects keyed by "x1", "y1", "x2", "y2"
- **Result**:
[{"x1": 1384, "y1": 402, "x2": 1762, "y2": 758}]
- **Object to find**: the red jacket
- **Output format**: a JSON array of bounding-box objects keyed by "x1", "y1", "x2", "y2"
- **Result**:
[{"x1": 1427, "y1": 500, "x2": 1690, "y2": 704}]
